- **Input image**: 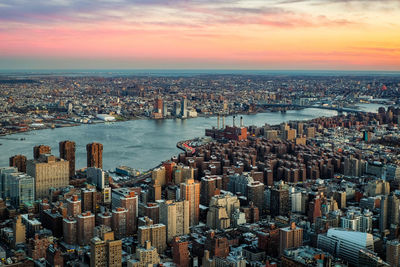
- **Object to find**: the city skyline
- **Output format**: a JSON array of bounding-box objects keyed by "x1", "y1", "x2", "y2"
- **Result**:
[{"x1": 1, "y1": 0, "x2": 399, "y2": 70}]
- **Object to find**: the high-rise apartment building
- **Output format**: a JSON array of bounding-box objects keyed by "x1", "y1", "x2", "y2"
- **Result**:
[
  {"x1": 59, "y1": 140, "x2": 76, "y2": 178},
  {"x1": 128, "y1": 241, "x2": 160, "y2": 267},
  {"x1": 152, "y1": 166, "x2": 166, "y2": 187},
  {"x1": 90, "y1": 234, "x2": 122, "y2": 267},
  {"x1": 284, "y1": 128, "x2": 297, "y2": 141},
  {"x1": 204, "y1": 231, "x2": 230, "y2": 258},
  {"x1": 279, "y1": 222, "x2": 303, "y2": 255},
  {"x1": 180, "y1": 178, "x2": 200, "y2": 226},
  {"x1": 97, "y1": 212, "x2": 112, "y2": 227},
  {"x1": 149, "y1": 180, "x2": 161, "y2": 202},
  {"x1": 120, "y1": 191, "x2": 138, "y2": 235},
  {"x1": 107, "y1": 238, "x2": 122, "y2": 267},
  {"x1": 247, "y1": 181, "x2": 265, "y2": 213},
  {"x1": 228, "y1": 173, "x2": 254, "y2": 196},
  {"x1": 112, "y1": 207, "x2": 127, "y2": 239},
  {"x1": 138, "y1": 223, "x2": 167, "y2": 253},
  {"x1": 380, "y1": 194, "x2": 400, "y2": 232},
  {"x1": 140, "y1": 203, "x2": 159, "y2": 224},
  {"x1": 306, "y1": 127, "x2": 316, "y2": 138},
  {"x1": 163, "y1": 161, "x2": 176, "y2": 185},
  {"x1": 81, "y1": 188, "x2": 98, "y2": 213},
  {"x1": 46, "y1": 244, "x2": 64, "y2": 267},
  {"x1": 86, "y1": 143, "x2": 103, "y2": 169},
  {"x1": 270, "y1": 187, "x2": 290, "y2": 217},
  {"x1": 172, "y1": 237, "x2": 190, "y2": 267},
  {"x1": 206, "y1": 193, "x2": 240, "y2": 230},
  {"x1": 200, "y1": 176, "x2": 218, "y2": 206},
  {"x1": 66, "y1": 195, "x2": 81, "y2": 217},
  {"x1": 63, "y1": 217, "x2": 77, "y2": 245},
  {"x1": 9, "y1": 155, "x2": 27, "y2": 173},
  {"x1": 33, "y1": 145, "x2": 51, "y2": 160},
  {"x1": 77, "y1": 212, "x2": 95, "y2": 246},
  {"x1": 13, "y1": 215, "x2": 26, "y2": 248},
  {"x1": 90, "y1": 237, "x2": 107, "y2": 267},
  {"x1": 26, "y1": 155, "x2": 69, "y2": 199},
  {"x1": 386, "y1": 239, "x2": 400, "y2": 267},
  {"x1": 159, "y1": 200, "x2": 190, "y2": 242}
]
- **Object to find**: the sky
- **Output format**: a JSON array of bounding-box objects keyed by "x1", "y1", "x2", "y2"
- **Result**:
[{"x1": 0, "y1": 0, "x2": 399, "y2": 70}]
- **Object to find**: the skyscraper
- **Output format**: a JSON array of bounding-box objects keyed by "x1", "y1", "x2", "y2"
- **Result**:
[
  {"x1": 59, "y1": 140, "x2": 76, "y2": 178},
  {"x1": 155, "y1": 97, "x2": 163, "y2": 114},
  {"x1": 86, "y1": 143, "x2": 103, "y2": 169},
  {"x1": 173, "y1": 100, "x2": 181, "y2": 117},
  {"x1": 180, "y1": 178, "x2": 200, "y2": 226},
  {"x1": 180, "y1": 96, "x2": 187, "y2": 118}
]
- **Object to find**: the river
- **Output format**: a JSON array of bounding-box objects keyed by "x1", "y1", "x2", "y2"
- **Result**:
[{"x1": 0, "y1": 104, "x2": 385, "y2": 171}]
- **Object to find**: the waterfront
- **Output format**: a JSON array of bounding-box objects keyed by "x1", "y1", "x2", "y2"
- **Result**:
[{"x1": 0, "y1": 104, "x2": 385, "y2": 171}]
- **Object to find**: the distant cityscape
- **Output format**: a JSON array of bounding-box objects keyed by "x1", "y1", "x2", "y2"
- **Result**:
[
  {"x1": 0, "y1": 72, "x2": 399, "y2": 266},
  {"x1": 0, "y1": 74, "x2": 397, "y2": 136}
]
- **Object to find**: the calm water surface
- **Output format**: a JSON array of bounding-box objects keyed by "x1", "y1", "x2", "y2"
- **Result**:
[{"x1": 0, "y1": 105, "x2": 384, "y2": 171}]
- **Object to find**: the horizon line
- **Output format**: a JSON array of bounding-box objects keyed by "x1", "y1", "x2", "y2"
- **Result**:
[{"x1": 1, "y1": 68, "x2": 400, "y2": 73}]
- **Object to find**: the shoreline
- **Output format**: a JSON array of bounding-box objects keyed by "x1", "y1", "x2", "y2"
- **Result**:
[
  {"x1": 0, "y1": 109, "x2": 265, "y2": 138},
  {"x1": 0, "y1": 101, "x2": 387, "y2": 139},
  {"x1": 0, "y1": 106, "x2": 383, "y2": 174}
]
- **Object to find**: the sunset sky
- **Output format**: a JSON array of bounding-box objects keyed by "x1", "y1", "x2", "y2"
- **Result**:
[{"x1": 0, "y1": 0, "x2": 399, "y2": 70}]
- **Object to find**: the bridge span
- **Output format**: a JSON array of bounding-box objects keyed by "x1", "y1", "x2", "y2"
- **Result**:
[{"x1": 256, "y1": 102, "x2": 366, "y2": 113}]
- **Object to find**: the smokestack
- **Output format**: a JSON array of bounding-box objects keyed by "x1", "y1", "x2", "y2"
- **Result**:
[
  {"x1": 233, "y1": 116, "x2": 236, "y2": 127},
  {"x1": 217, "y1": 115, "x2": 220, "y2": 129},
  {"x1": 240, "y1": 116, "x2": 243, "y2": 127},
  {"x1": 222, "y1": 116, "x2": 225, "y2": 128}
]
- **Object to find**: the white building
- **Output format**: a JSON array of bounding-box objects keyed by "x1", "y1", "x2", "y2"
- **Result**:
[
  {"x1": 317, "y1": 228, "x2": 374, "y2": 266},
  {"x1": 96, "y1": 114, "x2": 116, "y2": 121}
]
